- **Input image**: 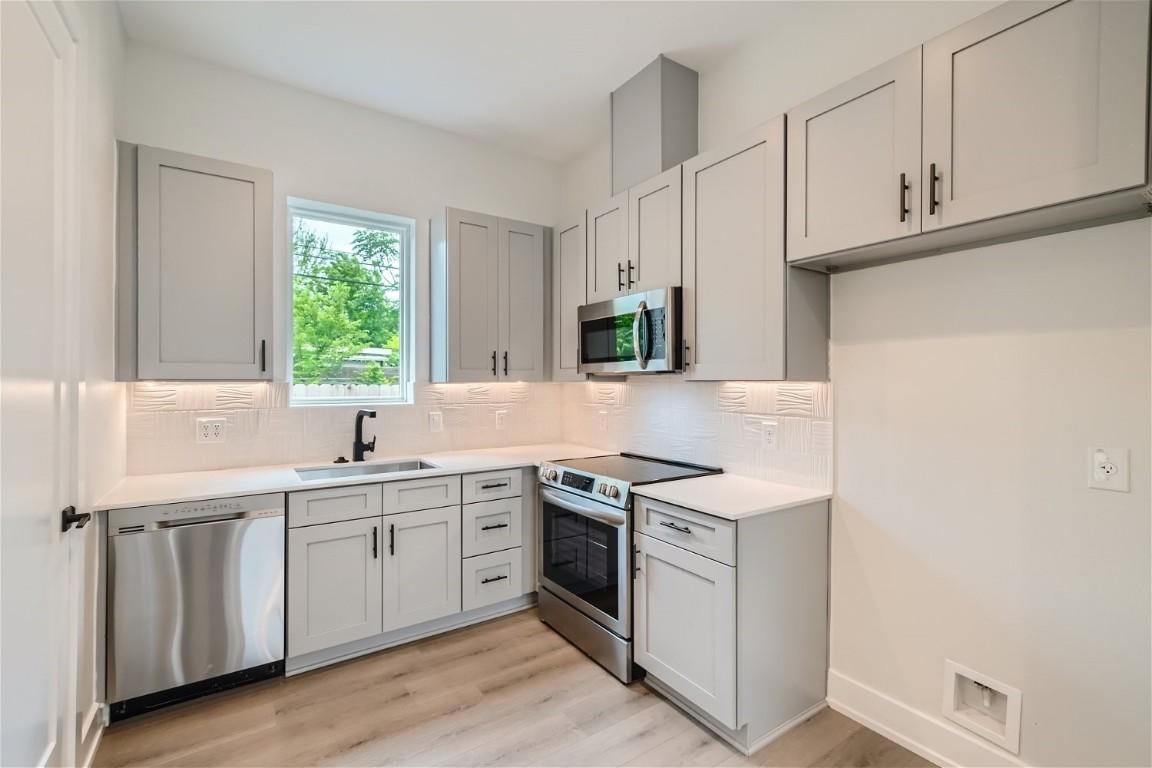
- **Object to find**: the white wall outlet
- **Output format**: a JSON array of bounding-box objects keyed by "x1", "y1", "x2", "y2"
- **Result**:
[
  {"x1": 598, "y1": 410, "x2": 609, "y2": 432},
  {"x1": 761, "y1": 419, "x2": 779, "y2": 450},
  {"x1": 428, "y1": 411, "x2": 443, "y2": 433},
  {"x1": 495, "y1": 410, "x2": 508, "y2": 430},
  {"x1": 196, "y1": 417, "x2": 226, "y2": 444},
  {"x1": 942, "y1": 660, "x2": 1022, "y2": 754},
  {"x1": 1089, "y1": 447, "x2": 1130, "y2": 492}
]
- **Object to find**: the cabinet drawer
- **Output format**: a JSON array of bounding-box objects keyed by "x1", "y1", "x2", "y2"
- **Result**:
[
  {"x1": 462, "y1": 469, "x2": 522, "y2": 503},
  {"x1": 462, "y1": 497, "x2": 522, "y2": 557},
  {"x1": 382, "y1": 475, "x2": 461, "y2": 515},
  {"x1": 462, "y1": 548, "x2": 523, "y2": 612},
  {"x1": 634, "y1": 496, "x2": 735, "y2": 566},
  {"x1": 288, "y1": 484, "x2": 382, "y2": 528}
]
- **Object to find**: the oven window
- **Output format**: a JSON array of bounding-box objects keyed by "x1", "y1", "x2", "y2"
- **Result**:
[{"x1": 541, "y1": 499, "x2": 620, "y2": 621}]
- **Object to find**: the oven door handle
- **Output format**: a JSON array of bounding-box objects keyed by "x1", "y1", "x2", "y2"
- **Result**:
[
  {"x1": 540, "y1": 488, "x2": 626, "y2": 527},
  {"x1": 632, "y1": 300, "x2": 649, "y2": 370}
]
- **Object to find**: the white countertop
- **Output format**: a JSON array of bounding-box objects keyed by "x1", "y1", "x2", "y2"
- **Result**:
[
  {"x1": 95, "y1": 443, "x2": 609, "y2": 510},
  {"x1": 633, "y1": 474, "x2": 831, "y2": 520}
]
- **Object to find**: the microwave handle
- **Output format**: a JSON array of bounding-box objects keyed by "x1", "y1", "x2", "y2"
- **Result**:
[{"x1": 632, "y1": 301, "x2": 649, "y2": 370}]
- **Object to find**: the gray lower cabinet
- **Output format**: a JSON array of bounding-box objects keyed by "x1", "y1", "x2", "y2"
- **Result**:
[
  {"x1": 116, "y1": 142, "x2": 273, "y2": 381},
  {"x1": 460, "y1": 469, "x2": 526, "y2": 612},
  {"x1": 382, "y1": 505, "x2": 462, "y2": 632}
]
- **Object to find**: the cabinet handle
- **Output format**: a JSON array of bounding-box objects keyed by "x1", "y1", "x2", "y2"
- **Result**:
[
  {"x1": 372, "y1": 526, "x2": 378, "y2": 559},
  {"x1": 627, "y1": 260, "x2": 635, "y2": 288},
  {"x1": 503, "y1": 351, "x2": 508, "y2": 376},
  {"x1": 481, "y1": 522, "x2": 510, "y2": 531},
  {"x1": 682, "y1": 340, "x2": 691, "y2": 369},
  {"x1": 260, "y1": 339, "x2": 267, "y2": 372},
  {"x1": 632, "y1": 545, "x2": 641, "y2": 576},
  {"x1": 389, "y1": 523, "x2": 395, "y2": 556},
  {"x1": 929, "y1": 163, "x2": 941, "y2": 215},
  {"x1": 491, "y1": 350, "x2": 497, "y2": 377},
  {"x1": 481, "y1": 574, "x2": 508, "y2": 584},
  {"x1": 898, "y1": 173, "x2": 909, "y2": 223},
  {"x1": 617, "y1": 263, "x2": 625, "y2": 291},
  {"x1": 659, "y1": 520, "x2": 692, "y2": 534},
  {"x1": 481, "y1": 482, "x2": 509, "y2": 490}
]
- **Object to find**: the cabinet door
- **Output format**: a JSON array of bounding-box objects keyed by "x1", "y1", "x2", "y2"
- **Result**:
[
  {"x1": 288, "y1": 518, "x2": 383, "y2": 657},
  {"x1": 446, "y1": 208, "x2": 500, "y2": 381},
  {"x1": 498, "y1": 217, "x2": 546, "y2": 381},
  {"x1": 922, "y1": 0, "x2": 1149, "y2": 231},
  {"x1": 634, "y1": 532, "x2": 736, "y2": 729},
  {"x1": 683, "y1": 118, "x2": 786, "y2": 381},
  {"x1": 629, "y1": 165, "x2": 682, "y2": 290},
  {"x1": 382, "y1": 506, "x2": 462, "y2": 632},
  {"x1": 552, "y1": 215, "x2": 587, "y2": 381},
  {"x1": 136, "y1": 146, "x2": 272, "y2": 380},
  {"x1": 586, "y1": 193, "x2": 628, "y2": 303},
  {"x1": 786, "y1": 48, "x2": 922, "y2": 261}
]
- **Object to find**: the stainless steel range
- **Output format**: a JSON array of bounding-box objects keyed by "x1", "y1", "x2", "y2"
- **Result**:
[{"x1": 536, "y1": 453, "x2": 720, "y2": 682}]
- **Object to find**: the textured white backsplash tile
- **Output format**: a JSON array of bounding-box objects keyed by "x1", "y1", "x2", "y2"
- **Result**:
[
  {"x1": 126, "y1": 378, "x2": 832, "y2": 490},
  {"x1": 125, "y1": 382, "x2": 566, "y2": 475},
  {"x1": 561, "y1": 379, "x2": 833, "y2": 491}
]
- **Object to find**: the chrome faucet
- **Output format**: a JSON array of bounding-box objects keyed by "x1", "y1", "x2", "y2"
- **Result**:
[{"x1": 353, "y1": 409, "x2": 377, "y2": 462}]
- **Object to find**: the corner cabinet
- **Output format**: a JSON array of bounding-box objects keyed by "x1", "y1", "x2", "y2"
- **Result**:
[
  {"x1": 682, "y1": 118, "x2": 829, "y2": 381},
  {"x1": 431, "y1": 208, "x2": 549, "y2": 382},
  {"x1": 552, "y1": 214, "x2": 587, "y2": 381},
  {"x1": 787, "y1": 0, "x2": 1151, "y2": 270},
  {"x1": 116, "y1": 143, "x2": 273, "y2": 381}
]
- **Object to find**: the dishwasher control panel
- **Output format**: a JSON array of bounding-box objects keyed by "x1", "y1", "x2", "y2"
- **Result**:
[{"x1": 108, "y1": 492, "x2": 285, "y2": 535}]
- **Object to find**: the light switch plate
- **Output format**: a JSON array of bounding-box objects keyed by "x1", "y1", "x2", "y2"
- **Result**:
[
  {"x1": 1089, "y1": 447, "x2": 1129, "y2": 492},
  {"x1": 429, "y1": 411, "x2": 443, "y2": 433},
  {"x1": 495, "y1": 410, "x2": 507, "y2": 430}
]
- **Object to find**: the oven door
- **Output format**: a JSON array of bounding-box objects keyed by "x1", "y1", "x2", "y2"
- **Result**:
[
  {"x1": 577, "y1": 287, "x2": 680, "y2": 375},
  {"x1": 538, "y1": 487, "x2": 630, "y2": 638}
]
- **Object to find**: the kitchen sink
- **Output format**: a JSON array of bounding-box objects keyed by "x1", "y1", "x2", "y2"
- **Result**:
[{"x1": 295, "y1": 460, "x2": 438, "y2": 482}]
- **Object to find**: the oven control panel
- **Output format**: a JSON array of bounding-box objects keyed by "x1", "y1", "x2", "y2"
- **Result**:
[
  {"x1": 539, "y1": 462, "x2": 630, "y2": 509},
  {"x1": 561, "y1": 472, "x2": 595, "y2": 492}
]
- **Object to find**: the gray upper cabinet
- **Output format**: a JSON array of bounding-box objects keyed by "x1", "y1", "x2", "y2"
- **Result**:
[
  {"x1": 551, "y1": 214, "x2": 587, "y2": 381},
  {"x1": 586, "y1": 192, "x2": 629, "y2": 303},
  {"x1": 921, "y1": 0, "x2": 1150, "y2": 231},
  {"x1": 431, "y1": 207, "x2": 548, "y2": 382},
  {"x1": 117, "y1": 143, "x2": 273, "y2": 381},
  {"x1": 787, "y1": 49, "x2": 923, "y2": 261},
  {"x1": 628, "y1": 165, "x2": 683, "y2": 292}
]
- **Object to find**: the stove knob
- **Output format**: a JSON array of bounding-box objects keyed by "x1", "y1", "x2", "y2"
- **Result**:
[
  {"x1": 597, "y1": 483, "x2": 606, "y2": 495},
  {"x1": 544, "y1": 469, "x2": 558, "y2": 481},
  {"x1": 605, "y1": 485, "x2": 621, "y2": 499}
]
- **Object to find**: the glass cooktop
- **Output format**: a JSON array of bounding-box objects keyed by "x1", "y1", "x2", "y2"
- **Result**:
[{"x1": 553, "y1": 453, "x2": 720, "y2": 486}]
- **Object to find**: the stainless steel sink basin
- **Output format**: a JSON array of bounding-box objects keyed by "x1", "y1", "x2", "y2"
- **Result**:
[{"x1": 295, "y1": 460, "x2": 438, "y2": 482}]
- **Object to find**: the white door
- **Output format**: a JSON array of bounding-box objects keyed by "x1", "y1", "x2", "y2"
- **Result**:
[
  {"x1": 383, "y1": 506, "x2": 462, "y2": 632},
  {"x1": 287, "y1": 518, "x2": 384, "y2": 657},
  {"x1": 1, "y1": 2, "x2": 80, "y2": 765},
  {"x1": 683, "y1": 118, "x2": 787, "y2": 381},
  {"x1": 787, "y1": 48, "x2": 923, "y2": 261},
  {"x1": 628, "y1": 165, "x2": 682, "y2": 290},
  {"x1": 551, "y1": 215, "x2": 586, "y2": 381},
  {"x1": 447, "y1": 208, "x2": 500, "y2": 380},
  {"x1": 634, "y1": 533, "x2": 736, "y2": 729},
  {"x1": 922, "y1": 0, "x2": 1149, "y2": 231},
  {"x1": 498, "y1": 217, "x2": 545, "y2": 381},
  {"x1": 136, "y1": 146, "x2": 272, "y2": 380},
  {"x1": 586, "y1": 193, "x2": 628, "y2": 303}
]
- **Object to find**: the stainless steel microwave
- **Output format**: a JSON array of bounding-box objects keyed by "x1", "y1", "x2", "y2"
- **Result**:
[{"x1": 577, "y1": 287, "x2": 682, "y2": 375}]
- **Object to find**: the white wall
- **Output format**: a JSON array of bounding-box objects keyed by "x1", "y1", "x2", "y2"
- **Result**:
[{"x1": 830, "y1": 220, "x2": 1151, "y2": 767}]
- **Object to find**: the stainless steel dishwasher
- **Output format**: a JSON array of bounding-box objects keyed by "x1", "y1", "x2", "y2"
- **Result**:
[{"x1": 106, "y1": 493, "x2": 285, "y2": 721}]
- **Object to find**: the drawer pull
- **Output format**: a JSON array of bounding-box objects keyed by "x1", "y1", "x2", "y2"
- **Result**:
[
  {"x1": 481, "y1": 574, "x2": 509, "y2": 584},
  {"x1": 480, "y1": 482, "x2": 509, "y2": 490},
  {"x1": 659, "y1": 520, "x2": 692, "y2": 534},
  {"x1": 481, "y1": 523, "x2": 510, "y2": 531}
]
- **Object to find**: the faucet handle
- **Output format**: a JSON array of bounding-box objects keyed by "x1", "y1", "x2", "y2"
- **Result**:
[{"x1": 367, "y1": 436, "x2": 376, "y2": 453}]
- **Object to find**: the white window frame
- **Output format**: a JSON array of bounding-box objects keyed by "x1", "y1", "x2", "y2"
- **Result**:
[{"x1": 287, "y1": 197, "x2": 415, "y2": 406}]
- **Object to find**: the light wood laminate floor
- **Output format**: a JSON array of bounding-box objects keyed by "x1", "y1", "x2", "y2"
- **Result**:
[{"x1": 95, "y1": 609, "x2": 934, "y2": 768}]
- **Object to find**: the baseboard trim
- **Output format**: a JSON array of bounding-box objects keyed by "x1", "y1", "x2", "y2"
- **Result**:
[{"x1": 827, "y1": 668, "x2": 1028, "y2": 768}]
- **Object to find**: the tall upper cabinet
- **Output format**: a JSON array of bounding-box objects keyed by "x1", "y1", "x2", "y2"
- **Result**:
[
  {"x1": 787, "y1": 0, "x2": 1151, "y2": 269},
  {"x1": 431, "y1": 208, "x2": 548, "y2": 382},
  {"x1": 552, "y1": 214, "x2": 587, "y2": 381},
  {"x1": 682, "y1": 118, "x2": 828, "y2": 382},
  {"x1": 117, "y1": 143, "x2": 273, "y2": 380}
]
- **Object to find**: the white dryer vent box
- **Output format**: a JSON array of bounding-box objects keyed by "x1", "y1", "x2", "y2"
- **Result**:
[{"x1": 942, "y1": 660, "x2": 1022, "y2": 754}]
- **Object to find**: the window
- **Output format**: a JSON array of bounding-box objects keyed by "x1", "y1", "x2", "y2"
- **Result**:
[{"x1": 288, "y1": 198, "x2": 414, "y2": 404}]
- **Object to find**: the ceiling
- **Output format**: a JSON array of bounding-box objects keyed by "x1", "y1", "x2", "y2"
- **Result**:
[{"x1": 117, "y1": 1, "x2": 796, "y2": 163}]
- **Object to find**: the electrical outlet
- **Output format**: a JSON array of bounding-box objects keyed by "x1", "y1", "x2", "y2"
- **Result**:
[
  {"x1": 495, "y1": 410, "x2": 507, "y2": 430},
  {"x1": 428, "y1": 411, "x2": 443, "y2": 433},
  {"x1": 1089, "y1": 447, "x2": 1130, "y2": 492},
  {"x1": 761, "y1": 419, "x2": 778, "y2": 450},
  {"x1": 196, "y1": 418, "x2": 226, "y2": 444},
  {"x1": 598, "y1": 410, "x2": 608, "y2": 432}
]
